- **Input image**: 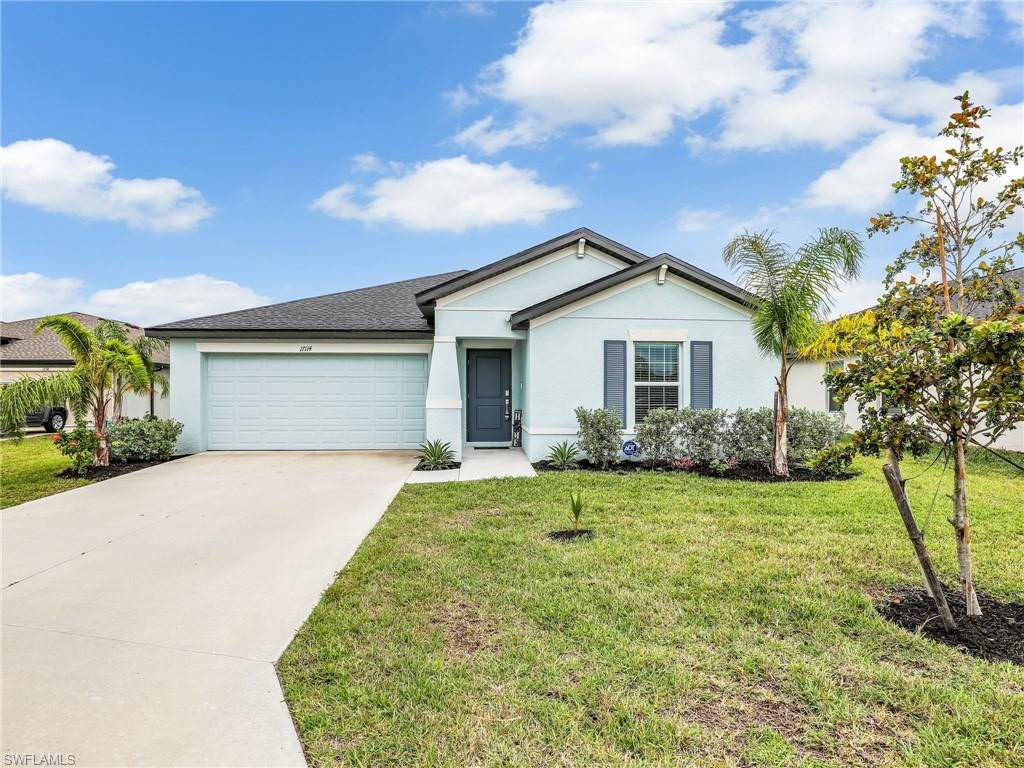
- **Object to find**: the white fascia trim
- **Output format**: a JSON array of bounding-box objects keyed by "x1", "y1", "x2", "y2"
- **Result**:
[
  {"x1": 628, "y1": 329, "x2": 690, "y2": 342},
  {"x1": 433, "y1": 336, "x2": 457, "y2": 343},
  {"x1": 195, "y1": 342, "x2": 431, "y2": 354},
  {"x1": 462, "y1": 339, "x2": 518, "y2": 349},
  {"x1": 426, "y1": 399, "x2": 463, "y2": 409},
  {"x1": 523, "y1": 426, "x2": 638, "y2": 436},
  {"x1": 434, "y1": 244, "x2": 624, "y2": 307},
  {"x1": 435, "y1": 306, "x2": 520, "y2": 313}
]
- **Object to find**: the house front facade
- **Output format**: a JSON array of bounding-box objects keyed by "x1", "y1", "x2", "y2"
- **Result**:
[{"x1": 146, "y1": 228, "x2": 778, "y2": 461}]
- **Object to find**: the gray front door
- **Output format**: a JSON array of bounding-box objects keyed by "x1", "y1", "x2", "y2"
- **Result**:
[{"x1": 466, "y1": 349, "x2": 511, "y2": 443}]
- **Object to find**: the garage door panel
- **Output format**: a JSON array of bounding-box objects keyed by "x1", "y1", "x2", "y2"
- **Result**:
[{"x1": 205, "y1": 353, "x2": 428, "y2": 450}]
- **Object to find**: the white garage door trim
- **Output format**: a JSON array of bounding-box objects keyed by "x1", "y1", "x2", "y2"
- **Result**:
[
  {"x1": 205, "y1": 353, "x2": 427, "y2": 450},
  {"x1": 196, "y1": 342, "x2": 432, "y2": 354}
]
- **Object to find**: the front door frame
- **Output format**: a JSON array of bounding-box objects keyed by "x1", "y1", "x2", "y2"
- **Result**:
[{"x1": 465, "y1": 348, "x2": 513, "y2": 444}]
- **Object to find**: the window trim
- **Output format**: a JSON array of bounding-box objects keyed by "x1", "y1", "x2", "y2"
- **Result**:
[{"x1": 633, "y1": 341, "x2": 681, "y2": 424}]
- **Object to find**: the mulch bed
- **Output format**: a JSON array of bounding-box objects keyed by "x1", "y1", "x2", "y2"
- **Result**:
[
  {"x1": 546, "y1": 529, "x2": 594, "y2": 542},
  {"x1": 532, "y1": 459, "x2": 857, "y2": 482},
  {"x1": 876, "y1": 585, "x2": 1024, "y2": 666},
  {"x1": 413, "y1": 461, "x2": 462, "y2": 472},
  {"x1": 58, "y1": 456, "x2": 180, "y2": 481}
]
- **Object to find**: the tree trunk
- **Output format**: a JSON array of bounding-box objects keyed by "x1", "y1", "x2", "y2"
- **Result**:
[
  {"x1": 950, "y1": 436, "x2": 981, "y2": 616},
  {"x1": 92, "y1": 403, "x2": 110, "y2": 467},
  {"x1": 883, "y1": 449, "x2": 956, "y2": 630},
  {"x1": 772, "y1": 362, "x2": 790, "y2": 477},
  {"x1": 149, "y1": 384, "x2": 155, "y2": 417}
]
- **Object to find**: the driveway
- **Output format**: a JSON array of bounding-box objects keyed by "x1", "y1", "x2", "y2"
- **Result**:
[{"x1": 2, "y1": 450, "x2": 417, "y2": 767}]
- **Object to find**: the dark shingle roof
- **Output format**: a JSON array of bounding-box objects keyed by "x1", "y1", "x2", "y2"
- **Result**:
[
  {"x1": 145, "y1": 270, "x2": 469, "y2": 339},
  {"x1": 0, "y1": 312, "x2": 170, "y2": 365}
]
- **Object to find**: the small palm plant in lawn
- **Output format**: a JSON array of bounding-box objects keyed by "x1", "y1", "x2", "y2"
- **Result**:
[
  {"x1": 0, "y1": 316, "x2": 149, "y2": 466},
  {"x1": 417, "y1": 439, "x2": 456, "y2": 470},
  {"x1": 722, "y1": 228, "x2": 864, "y2": 476},
  {"x1": 546, "y1": 440, "x2": 579, "y2": 470},
  {"x1": 567, "y1": 491, "x2": 586, "y2": 532}
]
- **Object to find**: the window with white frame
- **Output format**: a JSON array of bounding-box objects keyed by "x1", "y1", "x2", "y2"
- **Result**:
[{"x1": 634, "y1": 342, "x2": 679, "y2": 422}]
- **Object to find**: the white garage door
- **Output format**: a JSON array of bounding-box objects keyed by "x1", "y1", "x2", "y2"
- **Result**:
[{"x1": 206, "y1": 353, "x2": 427, "y2": 450}]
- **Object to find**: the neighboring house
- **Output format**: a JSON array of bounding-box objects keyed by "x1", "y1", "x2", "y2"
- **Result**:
[
  {"x1": 146, "y1": 227, "x2": 777, "y2": 461},
  {"x1": 790, "y1": 267, "x2": 1024, "y2": 452},
  {"x1": 0, "y1": 311, "x2": 171, "y2": 423}
]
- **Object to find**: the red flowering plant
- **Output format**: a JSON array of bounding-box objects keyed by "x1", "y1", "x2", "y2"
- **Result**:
[{"x1": 53, "y1": 424, "x2": 101, "y2": 476}]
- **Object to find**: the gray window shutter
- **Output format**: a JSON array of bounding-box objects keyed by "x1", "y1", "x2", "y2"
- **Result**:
[
  {"x1": 690, "y1": 341, "x2": 713, "y2": 409},
  {"x1": 604, "y1": 340, "x2": 626, "y2": 426}
]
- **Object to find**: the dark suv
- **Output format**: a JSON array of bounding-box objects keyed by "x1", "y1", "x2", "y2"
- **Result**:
[{"x1": 26, "y1": 405, "x2": 68, "y2": 432}]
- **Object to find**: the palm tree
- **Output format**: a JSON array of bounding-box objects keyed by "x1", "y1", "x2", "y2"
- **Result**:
[
  {"x1": 0, "y1": 315, "x2": 149, "y2": 465},
  {"x1": 722, "y1": 228, "x2": 864, "y2": 476},
  {"x1": 132, "y1": 335, "x2": 170, "y2": 418},
  {"x1": 93, "y1": 320, "x2": 169, "y2": 422}
]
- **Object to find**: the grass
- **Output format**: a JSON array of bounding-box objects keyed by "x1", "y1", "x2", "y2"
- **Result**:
[
  {"x1": 280, "y1": 450, "x2": 1024, "y2": 767},
  {"x1": 0, "y1": 434, "x2": 90, "y2": 508}
]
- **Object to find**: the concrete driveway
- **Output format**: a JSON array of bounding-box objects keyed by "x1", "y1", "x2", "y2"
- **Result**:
[{"x1": 2, "y1": 450, "x2": 417, "y2": 767}]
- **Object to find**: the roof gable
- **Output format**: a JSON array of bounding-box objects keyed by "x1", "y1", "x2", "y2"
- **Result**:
[
  {"x1": 414, "y1": 227, "x2": 648, "y2": 317},
  {"x1": 510, "y1": 253, "x2": 753, "y2": 329}
]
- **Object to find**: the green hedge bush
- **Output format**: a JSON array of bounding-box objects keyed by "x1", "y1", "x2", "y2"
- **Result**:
[{"x1": 109, "y1": 418, "x2": 183, "y2": 462}]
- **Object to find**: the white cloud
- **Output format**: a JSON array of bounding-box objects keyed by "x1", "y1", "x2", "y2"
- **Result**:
[
  {"x1": 829, "y1": 277, "x2": 886, "y2": 318},
  {"x1": 351, "y1": 152, "x2": 386, "y2": 173},
  {"x1": 717, "y1": 1, "x2": 983, "y2": 150},
  {"x1": 453, "y1": 115, "x2": 548, "y2": 155},
  {"x1": 802, "y1": 102, "x2": 1024, "y2": 212},
  {"x1": 1, "y1": 273, "x2": 85, "y2": 320},
  {"x1": 1, "y1": 273, "x2": 267, "y2": 327},
  {"x1": 1001, "y1": 0, "x2": 1024, "y2": 40},
  {"x1": 311, "y1": 155, "x2": 576, "y2": 233},
  {"x1": 455, "y1": 2, "x2": 779, "y2": 152},
  {"x1": 0, "y1": 139, "x2": 213, "y2": 232},
  {"x1": 676, "y1": 207, "x2": 728, "y2": 233},
  {"x1": 443, "y1": 84, "x2": 477, "y2": 112},
  {"x1": 454, "y1": 1, "x2": 1006, "y2": 155}
]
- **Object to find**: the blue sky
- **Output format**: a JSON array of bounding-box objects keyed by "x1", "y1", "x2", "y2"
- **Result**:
[{"x1": 2, "y1": 1, "x2": 1022, "y2": 326}]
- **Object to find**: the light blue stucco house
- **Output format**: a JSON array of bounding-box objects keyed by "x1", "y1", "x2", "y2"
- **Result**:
[{"x1": 146, "y1": 228, "x2": 778, "y2": 461}]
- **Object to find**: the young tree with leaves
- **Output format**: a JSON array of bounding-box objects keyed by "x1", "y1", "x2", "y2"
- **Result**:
[
  {"x1": 824, "y1": 93, "x2": 1024, "y2": 619},
  {"x1": 0, "y1": 315, "x2": 149, "y2": 466},
  {"x1": 722, "y1": 228, "x2": 864, "y2": 476}
]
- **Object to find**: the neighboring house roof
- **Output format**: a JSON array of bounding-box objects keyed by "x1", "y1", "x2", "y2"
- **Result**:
[
  {"x1": 413, "y1": 227, "x2": 649, "y2": 318},
  {"x1": 0, "y1": 312, "x2": 170, "y2": 366},
  {"x1": 145, "y1": 270, "x2": 469, "y2": 339},
  {"x1": 509, "y1": 253, "x2": 756, "y2": 329}
]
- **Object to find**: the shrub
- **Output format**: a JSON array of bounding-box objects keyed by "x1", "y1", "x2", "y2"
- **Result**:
[
  {"x1": 417, "y1": 439, "x2": 456, "y2": 470},
  {"x1": 672, "y1": 456, "x2": 695, "y2": 471},
  {"x1": 724, "y1": 407, "x2": 774, "y2": 467},
  {"x1": 787, "y1": 408, "x2": 846, "y2": 465},
  {"x1": 676, "y1": 408, "x2": 729, "y2": 464},
  {"x1": 52, "y1": 425, "x2": 100, "y2": 475},
  {"x1": 574, "y1": 406, "x2": 622, "y2": 469},
  {"x1": 708, "y1": 458, "x2": 732, "y2": 476},
  {"x1": 546, "y1": 440, "x2": 579, "y2": 470},
  {"x1": 808, "y1": 443, "x2": 855, "y2": 477},
  {"x1": 635, "y1": 408, "x2": 680, "y2": 467},
  {"x1": 109, "y1": 418, "x2": 183, "y2": 462}
]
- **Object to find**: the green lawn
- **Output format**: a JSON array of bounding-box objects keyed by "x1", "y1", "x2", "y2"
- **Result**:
[
  {"x1": 280, "y1": 451, "x2": 1023, "y2": 768},
  {"x1": 0, "y1": 434, "x2": 90, "y2": 508}
]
